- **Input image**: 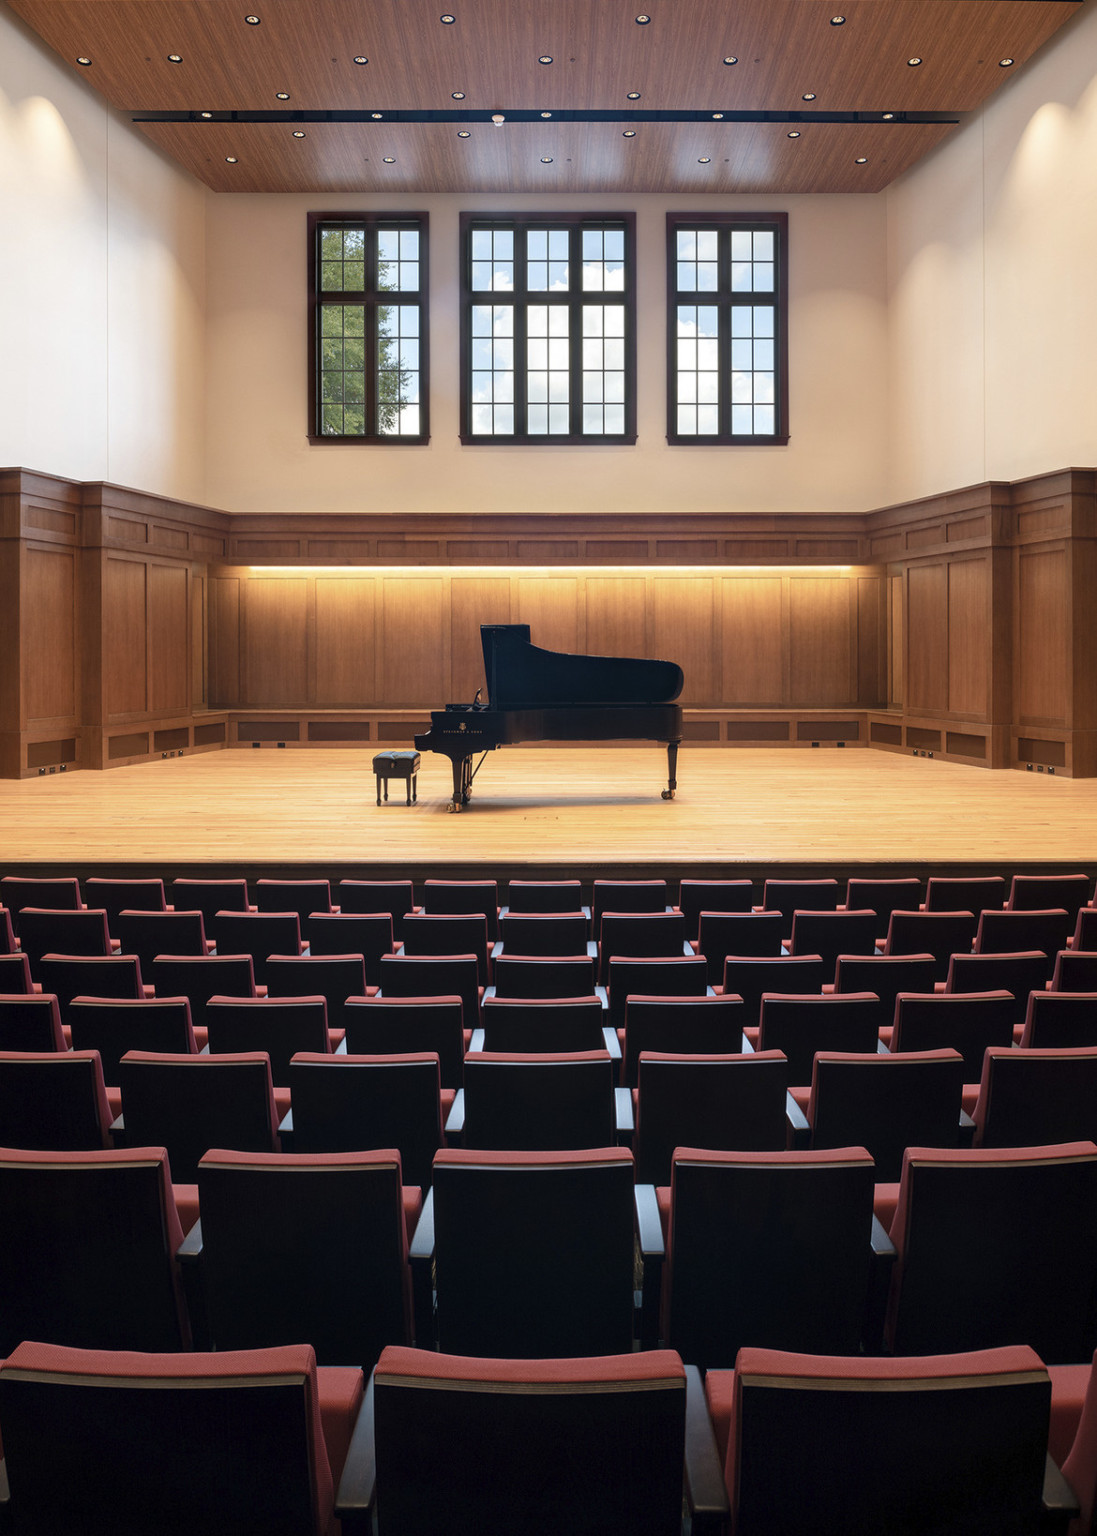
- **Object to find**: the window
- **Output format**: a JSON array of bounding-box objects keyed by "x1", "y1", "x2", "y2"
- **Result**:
[
  {"x1": 308, "y1": 214, "x2": 428, "y2": 443},
  {"x1": 460, "y1": 214, "x2": 636, "y2": 444},
  {"x1": 667, "y1": 213, "x2": 788, "y2": 445}
]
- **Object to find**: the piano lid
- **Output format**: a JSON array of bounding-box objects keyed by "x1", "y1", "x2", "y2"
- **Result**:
[{"x1": 480, "y1": 624, "x2": 684, "y2": 710}]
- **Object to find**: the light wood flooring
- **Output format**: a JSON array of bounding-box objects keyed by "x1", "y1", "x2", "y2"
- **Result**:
[{"x1": 2, "y1": 745, "x2": 1096, "y2": 879}]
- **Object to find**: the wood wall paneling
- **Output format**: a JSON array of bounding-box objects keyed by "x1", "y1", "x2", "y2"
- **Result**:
[
  {"x1": 104, "y1": 557, "x2": 148, "y2": 718},
  {"x1": 856, "y1": 574, "x2": 884, "y2": 706},
  {"x1": 788, "y1": 577, "x2": 852, "y2": 706},
  {"x1": 23, "y1": 546, "x2": 76, "y2": 723},
  {"x1": 378, "y1": 577, "x2": 446, "y2": 706},
  {"x1": 946, "y1": 557, "x2": 988, "y2": 717},
  {"x1": 653, "y1": 576, "x2": 715, "y2": 704},
  {"x1": 1017, "y1": 546, "x2": 1069, "y2": 724},
  {"x1": 450, "y1": 577, "x2": 511, "y2": 700},
  {"x1": 148, "y1": 562, "x2": 189, "y2": 715},
  {"x1": 584, "y1": 577, "x2": 649, "y2": 664},
  {"x1": 720, "y1": 576, "x2": 784, "y2": 705},
  {"x1": 208, "y1": 577, "x2": 241, "y2": 706},
  {"x1": 315, "y1": 577, "x2": 376, "y2": 704},
  {"x1": 906, "y1": 563, "x2": 948, "y2": 713},
  {"x1": 192, "y1": 573, "x2": 207, "y2": 709},
  {"x1": 889, "y1": 574, "x2": 903, "y2": 707},
  {"x1": 244, "y1": 577, "x2": 309, "y2": 705},
  {"x1": 515, "y1": 577, "x2": 581, "y2": 656}
]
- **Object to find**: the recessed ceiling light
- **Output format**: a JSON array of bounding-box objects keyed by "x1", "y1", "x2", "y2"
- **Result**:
[
  {"x1": 882, "y1": 112, "x2": 894, "y2": 120},
  {"x1": 76, "y1": 55, "x2": 92, "y2": 65},
  {"x1": 627, "y1": 91, "x2": 641, "y2": 100},
  {"x1": 491, "y1": 112, "x2": 505, "y2": 125},
  {"x1": 635, "y1": 14, "x2": 651, "y2": 24},
  {"x1": 723, "y1": 56, "x2": 737, "y2": 65},
  {"x1": 830, "y1": 14, "x2": 846, "y2": 24},
  {"x1": 540, "y1": 156, "x2": 553, "y2": 163},
  {"x1": 353, "y1": 56, "x2": 368, "y2": 65},
  {"x1": 999, "y1": 57, "x2": 1014, "y2": 67},
  {"x1": 167, "y1": 53, "x2": 183, "y2": 63},
  {"x1": 538, "y1": 55, "x2": 553, "y2": 64},
  {"x1": 244, "y1": 13, "x2": 260, "y2": 23},
  {"x1": 452, "y1": 90, "x2": 465, "y2": 99},
  {"x1": 292, "y1": 130, "x2": 305, "y2": 137},
  {"x1": 200, "y1": 110, "x2": 213, "y2": 118},
  {"x1": 712, "y1": 112, "x2": 724, "y2": 119},
  {"x1": 802, "y1": 92, "x2": 816, "y2": 101},
  {"x1": 622, "y1": 129, "x2": 636, "y2": 137},
  {"x1": 855, "y1": 156, "x2": 867, "y2": 164},
  {"x1": 787, "y1": 130, "x2": 800, "y2": 138},
  {"x1": 383, "y1": 155, "x2": 395, "y2": 163},
  {"x1": 907, "y1": 56, "x2": 922, "y2": 66},
  {"x1": 440, "y1": 13, "x2": 455, "y2": 22},
  {"x1": 275, "y1": 91, "x2": 289, "y2": 99},
  {"x1": 225, "y1": 155, "x2": 238, "y2": 162},
  {"x1": 698, "y1": 156, "x2": 710, "y2": 163},
  {"x1": 457, "y1": 129, "x2": 471, "y2": 137},
  {"x1": 371, "y1": 112, "x2": 383, "y2": 119},
  {"x1": 541, "y1": 110, "x2": 552, "y2": 118}
]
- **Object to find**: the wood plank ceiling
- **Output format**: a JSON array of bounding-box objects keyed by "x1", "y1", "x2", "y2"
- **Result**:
[{"x1": 7, "y1": 0, "x2": 1084, "y2": 192}]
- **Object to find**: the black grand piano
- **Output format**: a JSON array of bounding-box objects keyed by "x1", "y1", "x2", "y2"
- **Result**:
[{"x1": 414, "y1": 624, "x2": 684, "y2": 812}]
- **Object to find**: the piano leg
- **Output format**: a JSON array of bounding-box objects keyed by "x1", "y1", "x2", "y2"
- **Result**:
[
  {"x1": 448, "y1": 753, "x2": 474, "y2": 813},
  {"x1": 661, "y1": 740, "x2": 680, "y2": 801}
]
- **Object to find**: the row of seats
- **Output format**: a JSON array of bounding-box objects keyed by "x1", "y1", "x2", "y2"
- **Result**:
[{"x1": 5, "y1": 1333, "x2": 1094, "y2": 1534}]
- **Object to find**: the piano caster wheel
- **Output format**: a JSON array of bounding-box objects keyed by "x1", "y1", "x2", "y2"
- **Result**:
[
  {"x1": 661, "y1": 789, "x2": 675, "y2": 800},
  {"x1": 448, "y1": 801, "x2": 461, "y2": 814}
]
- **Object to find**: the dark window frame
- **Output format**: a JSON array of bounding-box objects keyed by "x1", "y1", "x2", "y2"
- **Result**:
[
  {"x1": 307, "y1": 211, "x2": 429, "y2": 445},
  {"x1": 665, "y1": 212, "x2": 789, "y2": 447},
  {"x1": 459, "y1": 212, "x2": 637, "y2": 446}
]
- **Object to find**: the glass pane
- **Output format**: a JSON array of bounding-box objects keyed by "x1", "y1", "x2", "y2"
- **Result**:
[
  {"x1": 583, "y1": 371, "x2": 604, "y2": 402},
  {"x1": 604, "y1": 403, "x2": 625, "y2": 433},
  {"x1": 583, "y1": 338, "x2": 602, "y2": 369},
  {"x1": 755, "y1": 372, "x2": 775, "y2": 403},
  {"x1": 321, "y1": 339, "x2": 343, "y2": 369},
  {"x1": 678, "y1": 371, "x2": 697, "y2": 403},
  {"x1": 754, "y1": 404, "x2": 775, "y2": 434},
  {"x1": 697, "y1": 373, "x2": 719, "y2": 403},
  {"x1": 549, "y1": 402, "x2": 569, "y2": 432},
  {"x1": 343, "y1": 262, "x2": 365, "y2": 291},
  {"x1": 731, "y1": 261, "x2": 752, "y2": 292},
  {"x1": 320, "y1": 230, "x2": 342, "y2": 261},
  {"x1": 495, "y1": 404, "x2": 514, "y2": 432},
  {"x1": 698, "y1": 403, "x2": 719, "y2": 433},
  {"x1": 732, "y1": 403, "x2": 753, "y2": 434},
  {"x1": 321, "y1": 262, "x2": 342, "y2": 291},
  {"x1": 471, "y1": 231, "x2": 493, "y2": 260},
  {"x1": 320, "y1": 307, "x2": 341, "y2": 337},
  {"x1": 344, "y1": 406, "x2": 365, "y2": 435},
  {"x1": 549, "y1": 229, "x2": 569, "y2": 260},
  {"x1": 528, "y1": 403, "x2": 548, "y2": 432},
  {"x1": 377, "y1": 230, "x2": 399, "y2": 262},
  {"x1": 344, "y1": 373, "x2": 365, "y2": 403},
  {"x1": 322, "y1": 403, "x2": 344, "y2": 433},
  {"x1": 604, "y1": 338, "x2": 625, "y2": 370},
  {"x1": 731, "y1": 230, "x2": 752, "y2": 261},
  {"x1": 583, "y1": 403, "x2": 603, "y2": 433},
  {"x1": 731, "y1": 372, "x2": 752, "y2": 403},
  {"x1": 731, "y1": 339, "x2": 753, "y2": 370},
  {"x1": 549, "y1": 372, "x2": 568, "y2": 401},
  {"x1": 548, "y1": 337, "x2": 569, "y2": 369},
  {"x1": 528, "y1": 372, "x2": 548, "y2": 401},
  {"x1": 529, "y1": 338, "x2": 548, "y2": 369},
  {"x1": 345, "y1": 338, "x2": 364, "y2": 369},
  {"x1": 400, "y1": 230, "x2": 419, "y2": 259},
  {"x1": 753, "y1": 230, "x2": 774, "y2": 261},
  {"x1": 529, "y1": 262, "x2": 548, "y2": 290},
  {"x1": 754, "y1": 306, "x2": 774, "y2": 337},
  {"x1": 604, "y1": 228, "x2": 624, "y2": 262},
  {"x1": 754, "y1": 339, "x2": 774, "y2": 370},
  {"x1": 677, "y1": 262, "x2": 697, "y2": 292},
  {"x1": 678, "y1": 404, "x2": 697, "y2": 434},
  {"x1": 678, "y1": 339, "x2": 696, "y2": 370},
  {"x1": 677, "y1": 230, "x2": 697, "y2": 259},
  {"x1": 697, "y1": 230, "x2": 718, "y2": 261},
  {"x1": 528, "y1": 230, "x2": 547, "y2": 260},
  {"x1": 754, "y1": 262, "x2": 774, "y2": 292},
  {"x1": 344, "y1": 308, "x2": 365, "y2": 336},
  {"x1": 471, "y1": 402, "x2": 493, "y2": 433},
  {"x1": 471, "y1": 262, "x2": 493, "y2": 291},
  {"x1": 697, "y1": 338, "x2": 718, "y2": 370},
  {"x1": 697, "y1": 262, "x2": 718, "y2": 291}
]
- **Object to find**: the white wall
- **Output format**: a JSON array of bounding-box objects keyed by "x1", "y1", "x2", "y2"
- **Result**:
[
  {"x1": 0, "y1": 6, "x2": 208, "y2": 503},
  {"x1": 885, "y1": 2, "x2": 1097, "y2": 504},
  {"x1": 204, "y1": 190, "x2": 890, "y2": 517}
]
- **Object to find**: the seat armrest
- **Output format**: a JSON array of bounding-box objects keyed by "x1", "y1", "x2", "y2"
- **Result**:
[
  {"x1": 876, "y1": 1038, "x2": 890, "y2": 1054},
  {"x1": 785, "y1": 1092, "x2": 810, "y2": 1146},
  {"x1": 595, "y1": 985, "x2": 609, "y2": 1008},
  {"x1": 176, "y1": 1217, "x2": 203, "y2": 1262},
  {"x1": 490, "y1": 940, "x2": 503, "y2": 960},
  {"x1": 601, "y1": 1027, "x2": 622, "y2": 1060},
  {"x1": 1042, "y1": 1454, "x2": 1080, "y2": 1535},
  {"x1": 739, "y1": 1032, "x2": 754, "y2": 1053},
  {"x1": 279, "y1": 1107, "x2": 294, "y2": 1134},
  {"x1": 409, "y1": 1188, "x2": 436, "y2": 1348},
  {"x1": 468, "y1": 1028, "x2": 486, "y2": 1052},
  {"x1": 109, "y1": 1112, "x2": 126, "y2": 1147},
  {"x1": 634, "y1": 1182, "x2": 665, "y2": 1350},
  {"x1": 333, "y1": 1372, "x2": 377, "y2": 1536},
  {"x1": 614, "y1": 1086, "x2": 634, "y2": 1138},
  {"x1": 864, "y1": 1214, "x2": 897, "y2": 1354},
  {"x1": 684, "y1": 1364, "x2": 731, "y2": 1536},
  {"x1": 586, "y1": 940, "x2": 599, "y2": 960},
  {"x1": 444, "y1": 1088, "x2": 465, "y2": 1137},
  {"x1": 958, "y1": 1108, "x2": 975, "y2": 1147}
]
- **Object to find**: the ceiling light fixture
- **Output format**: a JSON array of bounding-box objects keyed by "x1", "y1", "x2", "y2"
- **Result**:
[
  {"x1": 830, "y1": 14, "x2": 846, "y2": 24},
  {"x1": 787, "y1": 130, "x2": 800, "y2": 138},
  {"x1": 627, "y1": 91, "x2": 641, "y2": 100},
  {"x1": 383, "y1": 155, "x2": 395, "y2": 162},
  {"x1": 440, "y1": 13, "x2": 455, "y2": 22},
  {"x1": 538, "y1": 55, "x2": 553, "y2": 64},
  {"x1": 275, "y1": 91, "x2": 289, "y2": 99},
  {"x1": 371, "y1": 112, "x2": 383, "y2": 119},
  {"x1": 698, "y1": 156, "x2": 710, "y2": 163},
  {"x1": 200, "y1": 110, "x2": 213, "y2": 118},
  {"x1": 491, "y1": 112, "x2": 505, "y2": 125},
  {"x1": 712, "y1": 112, "x2": 724, "y2": 119},
  {"x1": 457, "y1": 129, "x2": 471, "y2": 137},
  {"x1": 907, "y1": 56, "x2": 922, "y2": 66},
  {"x1": 225, "y1": 155, "x2": 238, "y2": 162},
  {"x1": 76, "y1": 55, "x2": 92, "y2": 65},
  {"x1": 622, "y1": 129, "x2": 636, "y2": 137},
  {"x1": 802, "y1": 92, "x2": 816, "y2": 100},
  {"x1": 540, "y1": 156, "x2": 553, "y2": 163},
  {"x1": 999, "y1": 57, "x2": 1014, "y2": 67},
  {"x1": 635, "y1": 14, "x2": 651, "y2": 23},
  {"x1": 541, "y1": 111, "x2": 552, "y2": 118},
  {"x1": 882, "y1": 111, "x2": 894, "y2": 120},
  {"x1": 855, "y1": 156, "x2": 867, "y2": 163},
  {"x1": 723, "y1": 56, "x2": 737, "y2": 65},
  {"x1": 353, "y1": 56, "x2": 368, "y2": 65},
  {"x1": 167, "y1": 53, "x2": 183, "y2": 63},
  {"x1": 292, "y1": 129, "x2": 305, "y2": 137},
  {"x1": 244, "y1": 13, "x2": 260, "y2": 23},
  {"x1": 452, "y1": 90, "x2": 465, "y2": 99}
]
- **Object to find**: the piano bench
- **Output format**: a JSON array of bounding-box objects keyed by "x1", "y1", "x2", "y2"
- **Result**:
[{"x1": 373, "y1": 750, "x2": 421, "y2": 806}]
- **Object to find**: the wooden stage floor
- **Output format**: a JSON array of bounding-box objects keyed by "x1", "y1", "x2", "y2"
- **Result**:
[{"x1": 2, "y1": 746, "x2": 1095, "y2": 881}]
